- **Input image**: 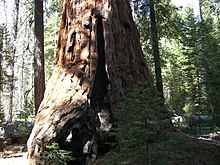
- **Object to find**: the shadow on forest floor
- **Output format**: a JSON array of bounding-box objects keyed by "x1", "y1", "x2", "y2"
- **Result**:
[{"x1": 95, "y1": 131, "x2": 220, "y2": 165}]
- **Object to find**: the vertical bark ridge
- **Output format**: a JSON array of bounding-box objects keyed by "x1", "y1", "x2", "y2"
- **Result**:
[
  {"x1": 102, "y1": 0, "x2": 154, "y2": 111},
  {"x1": 28, "y1": 0, "x2": 155, "y2": 164},
  {"x1": 28, "y1": 1, "x2": 109, "y2": 164}
]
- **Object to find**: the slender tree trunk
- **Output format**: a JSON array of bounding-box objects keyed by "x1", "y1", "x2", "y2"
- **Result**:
[
  {"x1": 3, "y1": 0, "x2": 20, "y2": 122},
  {"x1": 2, "y1": 21, "x2": 11, "y2": 122},
  {"x1": 0, "y1": 27, "x2": 3, "y2": 112},
  {"x1": 10, "y1": 0, "x2": 20, "y2": 120},
  {"x1": 28, "y1": 0, "x2": 154, "y2": 164},
  {"x1": 149, "y1": 0, "x2": 164, "y2": 101},
  {"x1": 34, "y1": 0, "x2": 45, "y2": 114},
  {"x1": 18, "y1": 48, "x2": 25, "y2": 113}
]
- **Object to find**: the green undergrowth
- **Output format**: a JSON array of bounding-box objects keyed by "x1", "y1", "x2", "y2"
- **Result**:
[
  {"x1": 95, "y1": 85, "x2": 220, "y2": 165},
  {"x1": 41, "y1": 142, "x2": 74, "y2": 165},
  {"x1": 96, "y1": 84, "x2": 173, "y2": 165}
]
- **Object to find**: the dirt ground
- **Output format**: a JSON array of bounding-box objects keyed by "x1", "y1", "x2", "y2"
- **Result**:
[
  {"x1": 0, "y1": 133, "x2": 220, "y2": 165},
  {"x1": 95, "y1": 132, "x2": 220, "y2": 165},
  {"x1": 164, "y1": 132, "x2": 220, "y2": 165},
  {"x1": 0, "y1": 152, "x2": 28, "y2": 165},
  {"x1": 0, "y1": 143, "x2": 28, "y2": 165}
]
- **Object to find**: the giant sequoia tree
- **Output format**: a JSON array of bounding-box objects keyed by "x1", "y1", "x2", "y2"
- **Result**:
[{"x1": 27, "y1": 0, "x2": 155, "y2": 164}]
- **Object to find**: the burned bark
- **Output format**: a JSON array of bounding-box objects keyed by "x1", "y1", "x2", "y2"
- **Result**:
[{"x1": 27, "y1": 0, "x2": 154, "y2": 164}]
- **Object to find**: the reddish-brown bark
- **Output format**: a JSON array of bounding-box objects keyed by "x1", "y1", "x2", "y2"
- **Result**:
[
  {"x1": 27, "y1": 0, "x2": 154, "y2": 164},
  {"x1": 34, "y1": 0, "x2": 45, "y2": 114}
]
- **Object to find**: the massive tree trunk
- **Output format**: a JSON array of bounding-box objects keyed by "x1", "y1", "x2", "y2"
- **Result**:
[{"x1": 28, "y1": 0, "x2": 154, "y2": 164}]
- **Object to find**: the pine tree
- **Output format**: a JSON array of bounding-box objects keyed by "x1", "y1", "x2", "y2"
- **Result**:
[{"x1": 199, "y1": 0, "x2": 220, "y2": 124}]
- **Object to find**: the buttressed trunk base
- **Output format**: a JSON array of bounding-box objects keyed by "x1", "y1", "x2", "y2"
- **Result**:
[{"x1": 27, "y1": 0, "x2": 153, "y2": 164}]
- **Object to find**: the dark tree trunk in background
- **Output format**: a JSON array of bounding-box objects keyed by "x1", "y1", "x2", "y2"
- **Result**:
[
  {"x1": 149, "y1": 0, "x2": 164, "y2": 101},
  {"x1": 34, "y1": 0, "x2": 45, "y2": 114},
  {"x1": 28, "y1": 0, "x2": 154, "y2": 164}
]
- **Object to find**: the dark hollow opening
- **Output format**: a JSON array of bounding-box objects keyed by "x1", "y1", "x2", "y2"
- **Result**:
[
  {"x1": 90, "y1": 17, "x2": 109, "y2": 109},
  {"x1": 57, "y1": 17, "x2": 114, "y2": 165}
]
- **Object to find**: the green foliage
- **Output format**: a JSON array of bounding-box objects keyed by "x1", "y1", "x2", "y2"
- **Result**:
[
  {"x1": 16, "y1": 97, "x2": 34, "y2": 122},
  {"x1": 134, "y1": 0, "x2": 220, "y2": 126},
  {"x1": 97, "y1": 84, "x2": 172, "y2": 165},
  {"x1": 4, "y1": 121, "x2": 33, "y2": 138},
  {"x1": 197, "y1": 0, "x2": 220, "y2": 126},
  {"x1": 135, "y1": 0, "x2": 179, "y2": 75},
  {"x1": 175, "y1": 6, "x2": 201, "y2": 115},
  {"x1": 138, "y1": 0, "x2": 179, "y2": 40},
  {"x1": 116, "y1": 85, "x2": 165, "y2": 139},
  {"x1": 41, "y1": 142, "x2": 74, "y2": 165},
  {"x1": 44, "y1": 0, "x2": 62, "y2": 82},
  {"x1": 161, "y1": 3, "x2": 220, "y2": 118},
  {"x1": 95, "y1": 85, "x2": 219, "y2": 165}
]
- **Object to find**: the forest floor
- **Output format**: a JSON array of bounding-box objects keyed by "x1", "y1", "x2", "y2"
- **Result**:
[
  {"x1": 96, "y1": 131, "x2": 220, "y2": 165},
  {"x1": 0, "y1": 143, "x2": 28, "y2": 165},
  {"x1": 0, "y1": 132, "x2": 220, "y2": 165}
]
